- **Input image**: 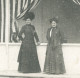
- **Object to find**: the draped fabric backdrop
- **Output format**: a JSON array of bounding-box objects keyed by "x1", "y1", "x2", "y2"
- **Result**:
[
  {"x1": 73, "y1": 0, "x2": 80, "y2": 5},
  {"x1": 0, "y1": 0, "x2": 41, "y2": 42},
  {"x1": 0, "y1": 0, "x2": 80, "y2": 42},
  {"x1": 0, "y1": 0, "x2": 6, "y2": 42}
]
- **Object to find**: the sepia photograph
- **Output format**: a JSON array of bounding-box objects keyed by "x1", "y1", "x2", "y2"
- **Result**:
[{"x1": 0, "y1": 0, "x2": 80, "y2": 78}]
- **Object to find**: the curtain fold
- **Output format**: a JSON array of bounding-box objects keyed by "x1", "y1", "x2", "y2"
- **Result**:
[
  {"x1": 11, "y1": 0, "x2": 41, "y2": 42},
  {"x1": 73, "y1": 0, "x2": 80, "y2": 5},
  {"x1": 1, "y1": 0, "x2": 80, "y2": 42},
  {"x1": 15, "y1": 0, "x2": 41, "y2": 19},
  {"x1": 0, "y1": 0, "x2": 41, "y2": 42}
]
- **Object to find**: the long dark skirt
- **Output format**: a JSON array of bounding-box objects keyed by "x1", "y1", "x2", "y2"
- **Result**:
[
  {"x1": 18, "y1": 62, "x2": 41, "y2": 73},
  {"x1": 18, "y1": 42, "x2": 41, "y2": 73},
  {"x1": 44, "y1": 44, "x2": 66, "y2": 74}
]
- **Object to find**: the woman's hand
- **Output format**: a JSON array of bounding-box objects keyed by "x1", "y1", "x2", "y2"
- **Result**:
[{"x1": 37, "y1": 41, "x2": 40, "y2": 46}]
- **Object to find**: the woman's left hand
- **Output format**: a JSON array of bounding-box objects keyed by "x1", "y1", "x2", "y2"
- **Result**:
[{"x1": 37, "y1": 42, "x2": 40, "y2": 45}]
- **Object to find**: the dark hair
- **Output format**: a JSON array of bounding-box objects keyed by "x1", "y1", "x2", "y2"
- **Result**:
[
  {"x1": 49, "y1": 17, "x2": 58, "y2": 23},
  {"x1": 23, "y1": 12, "x2": 35, "y2": 20}
]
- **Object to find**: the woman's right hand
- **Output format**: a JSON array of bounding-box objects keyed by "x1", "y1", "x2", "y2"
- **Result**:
[{"x1": 37, "y1": 41, "x2": 40, "y2": 46}]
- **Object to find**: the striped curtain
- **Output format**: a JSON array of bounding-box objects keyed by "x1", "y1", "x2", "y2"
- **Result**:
[
  {"x1": 0, "y1": 0, "x2": 41, "y2": 42},
  {"x1": 16, "y1": 0, "x2": 41, "y2": 19},
  {"x1": 73, "y1": 0, "x2": 80, "y2": 5},
  {"x1": 10, "y1": 0, "x2": 41, "y2": 42},
  {"x1": 0, "y1": 0, "x2": 6, "y2": 42}
]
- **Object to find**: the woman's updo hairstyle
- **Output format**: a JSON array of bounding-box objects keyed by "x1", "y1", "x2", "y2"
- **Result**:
[
  {"x1": 23, "y1": 12, "x2": 35, "y2": 20},
  {"x1": 49, "y1": 17, "x2": 58, "y2": 23}
]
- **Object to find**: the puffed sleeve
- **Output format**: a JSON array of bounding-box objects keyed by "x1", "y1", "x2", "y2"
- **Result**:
[
  {"x1": 18, "y1": 26, "x2": 24, "y2": 41},
  {"x1": 33, "y1": 26, "x2": 39, "y2": 42}
]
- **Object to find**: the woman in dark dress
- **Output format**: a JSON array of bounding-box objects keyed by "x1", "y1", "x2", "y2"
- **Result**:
[
  {"x1": 44, "y1": 17, "x2": 66, "y2": 74},
  {"x1": 17, "y1": 12, "x2": 41, "y2": 73}
]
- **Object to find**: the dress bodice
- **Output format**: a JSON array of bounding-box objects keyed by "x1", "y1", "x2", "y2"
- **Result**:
[{"x1": 18, "y1": 24, "x2": 39, "y2": 43}]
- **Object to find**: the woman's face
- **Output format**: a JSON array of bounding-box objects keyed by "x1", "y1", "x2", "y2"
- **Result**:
[
  {"x1": 25, "y1": 18, "x2": 31, "y2": 24},
  {"x1": 51, "y1": 21, "x2": 57, "y2": 27}
]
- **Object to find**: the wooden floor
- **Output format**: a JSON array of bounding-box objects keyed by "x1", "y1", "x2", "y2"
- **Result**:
[{"x1": 0, "y1": 70, "x2": 80, "y2": 78}]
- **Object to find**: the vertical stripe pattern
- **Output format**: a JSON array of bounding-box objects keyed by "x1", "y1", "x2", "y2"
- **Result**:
[
  {"x1": 3, "y1": 0, "x2": 6, "y2": 42},
  {"x1": 10, "y1": 0, "x2": 13, "y2": 42},
  {"x1": 5, "y1": 0, "x2": 10, "y2": 43},
  {"x1": 12, "y1": 0, "x2": 41, "y2": 42},
  {"x1": 0, "y1": 0, "x2": 41, "y2": 42},
  {"x1": 0, "y1": 0, "x2": 5, "y2": 42}
]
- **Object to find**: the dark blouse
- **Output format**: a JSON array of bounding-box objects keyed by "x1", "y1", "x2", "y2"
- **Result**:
[
  {"x1": 46, "y1": 27, "x2": 66, "y2": 46},
  {"x1": 18, "y1": 24, "x2": 39, "y2": 43}
]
